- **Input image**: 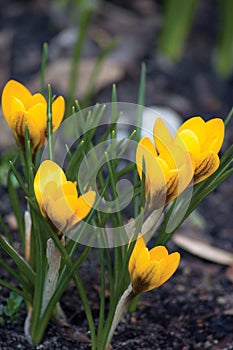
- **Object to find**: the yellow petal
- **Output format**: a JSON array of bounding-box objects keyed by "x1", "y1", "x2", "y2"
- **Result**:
[
  {"x1": 165, "y1": 171, "x2": 179, "y2": 203},
  {"x1": 34, "y1": 160, "x2": 67, "y2": 208},
  {"x1": 48, "y1": 191, "x2": 96, "y2": 231},
  {"x1": 178, "y1": 116, "x2": 207, "y2": 146},
  {"x1": 157, "y1": 143, "x2": 177, "y2": 169},
  {"x1": 154, "y1": 119, "x2": 193, "y2": 172},
  {"x1": 27, "y1": 103, "x2": 47, "y2": 150},
  {"x1": 25, "y1": 93, "x2": 46, "y2": 110},
  {"x1": 149, "y1": 245, "x2": 168, "y2": 261},
  {"x1": 44, "y1": 195, "x2": 74, "y2": 231},
  {"x1": 131, "y1": 247, "x2": 153, "y2": 292},
  {"x1": 205, "y1": 118, "x2": 224, "y2": 153},
  {"x1": 10, "y1": 96, "x2": 27, "y2": 135},
  {"x1": 166, "y1": 150, "x2": 194, "y2": 204},
  {"x1": 52, "y1": 96, "x2": 65, "y2": 131},
  {"x1": 146, "y1": 157, "x2": 169, "y2": 208},
  {"x1": 153, "y1": 118, "x2": 173, "y2": 149},
  {"x1": 143, "y1": 261, "x2": 162, "y2": 291},
  {"x1": 62, "y1": 181, "x2": 78, "y2": 197},
  {"x1": 153, "y1": 118, "x2": 176, "y2": 168},
  {"x1": 175, "y1": 129, "x2": 200, "y2": 156},
  {"x1": 74, "y1": 191, "x2": 96, "y2": 220},
  {"x1": 1, "y1": 80, "x2": 32, "y2": 124},
  {"x1": 133, "y1": 251, "x2": 166, "y2": 292},
  {"x1": 156, "y1": 252, "x2": 180, "y2": 287},
  {"x1": 148, "y1": 157, "x2": 169, "y2": 185},
  {"x1": 133, "y1": 247, "x2": 150, "y2": 277},
  {"x1": 174, "y1": 161, "x2": 193, "y2": 193},
  {"x1": 194, "y1": 151, "x2": 220, "y2": 184},
  {"x1": 136, "y1": 137, "x2": 158, "y2": 179},
  {"x1": 136, "y1": 137, "x2": 169, "y2": 207},
  {"x1": 128, "y1": 234, "x2": 146, "y2": 275},
  {"x1": 43, "y1": 181, "x2": 62, "y2": 202}
]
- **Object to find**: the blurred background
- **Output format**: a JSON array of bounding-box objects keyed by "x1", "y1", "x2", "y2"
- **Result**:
[
  {"x1": 0, "y1": 0, "x2": 233, "y2": 117},
  {"x1": 0, "y1": 0, "x2": 233, "y2": 236}
]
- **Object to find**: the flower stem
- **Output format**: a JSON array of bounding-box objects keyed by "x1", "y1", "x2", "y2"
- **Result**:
[
  {"x1": 41, "y1": 238, "x2": 61, "y2": 316},
  {"x1": 24, "y1": 209, "x2": 31, "y2": 263},
  {"x1": 46, "y1": 84, "x2": 54, "y2": 161},
  {"x1": 106, "y1": 284, "x2": 135, "y2": 347}
]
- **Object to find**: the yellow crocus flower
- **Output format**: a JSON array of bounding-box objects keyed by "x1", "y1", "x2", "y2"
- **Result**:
[
  {"x1": 174, "y1": 116, "x2": 225, "y2": 183},
  {"x1": 136, "y1": 118, "x2": 193, "y2": 208},
  {"x1": 1, "y1": 80, "x2": 65, "y2": 152},
  {"x1": 34, "y1": 160, "x2": 96, "y2": 233},
  {"x1": 128, "y1": 234, "x2": 180, "y2": 293}
]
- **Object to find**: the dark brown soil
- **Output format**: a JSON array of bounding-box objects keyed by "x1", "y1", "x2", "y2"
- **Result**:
[{"x1": 0, "y1": 0, "x2": 233, "y2": 349}]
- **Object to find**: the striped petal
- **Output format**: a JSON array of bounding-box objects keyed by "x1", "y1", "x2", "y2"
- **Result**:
[
  {"x1": 27, "y1": 103, "x2": 47, "y2": 150},
  {"x1": 194, "y1": 151, "x2": 220, "y2": 184},
  {"x1": 128, "y1": 234, "x2": 180, "y2": 293}
]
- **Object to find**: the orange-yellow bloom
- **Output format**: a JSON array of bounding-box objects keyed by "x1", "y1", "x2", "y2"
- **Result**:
[
  {"x1": 136, "y1": 118, "x2": 193, "y2": 208},
  {"x1": 34, "y1": 160, "x2": 96, "y2": 233},
  {"x1": 128, "y1": 234, "x2": 180, "y2": 293},
  {"x1": 1, "y1": 80, "x2": 65, "y2": 152},
  {"x1": 174, "y1": 116, "x2": 224, "y2": 183}
]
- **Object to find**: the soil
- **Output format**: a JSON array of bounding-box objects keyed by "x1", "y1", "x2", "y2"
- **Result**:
[{"x1": 0, "y1": 0, "x2": 233, "y2": 349}]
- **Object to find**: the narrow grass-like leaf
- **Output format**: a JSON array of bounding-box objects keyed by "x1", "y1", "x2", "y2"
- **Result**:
[
  {"x1": 72, "y1": 273, "x2": 97, "y2": 350},
  {"x1": 40, "y1": 42, "x2": 48, "y2": 95},
  {"x1": 7, "y1": 172, "x2": 25, "y2": 249},
  {"x1": 0, "y1": 280, "x2": 26, "y2": 299},
  {"x1": 224, "y1": 107, "x2": 233, "y2": 126},
  {"x1": 0, "y1": 214, "x2": 13, "y2": 245},
  {"x1": 9, "y1": 161, "x2": 28, "y2": 195},
  {"x1": 134, "y1": 63, "x2": 146, "y2": 217},
  {"x1": 136, "y1": 62, "x2": 146, "y2": 142},
  {"x1": 0, "y1": 258, "x2": 31, "y2": 293},
  {"x1": 46, "y1": 84, "x2": 54, "y2": 161},
  {"x1": 96, "y1": 248, "x2": 106, "y2": 345},
  {"x1": 0, "y1": 234, "x2": 35, "y2": 286}
]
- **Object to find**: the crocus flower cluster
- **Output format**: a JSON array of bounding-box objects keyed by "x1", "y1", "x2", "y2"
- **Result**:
[
  {"x1": 0, "y1": 79, "x2": 227, "y2": 346},
  {"x1": 1, "y1": 80, "x2": 65, "y2": 153},
  {"x1": 136, "y1": 116, "x2": 224, "y2": 209},
  {"x1": 132, "y1": 116, "x2": 224, "y2": 293}
]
